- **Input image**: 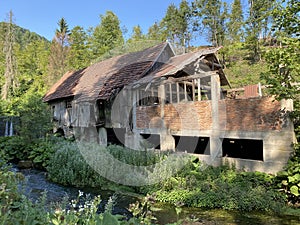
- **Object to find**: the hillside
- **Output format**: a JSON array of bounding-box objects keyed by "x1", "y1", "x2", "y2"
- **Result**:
[
  {"x1": 0, "y1": 22, "x2": 49, "y2": 47},
  {"x1": 220, "y1": 43, "x2": 269, "y2": 89}
]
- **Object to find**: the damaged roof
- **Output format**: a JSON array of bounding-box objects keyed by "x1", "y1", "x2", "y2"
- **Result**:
[
  {"x1": 133, "y1": 47, "x2": 230, "y2": 87},
  {"x1": 43, "y1": 43, "x2": 230, "y2": 103},
  {"x1": 43, "y1": 42, "x2": 172, "y2": 102},
  {"x1": 43, "y1": 68, "x2": 85, "y2": 102}
]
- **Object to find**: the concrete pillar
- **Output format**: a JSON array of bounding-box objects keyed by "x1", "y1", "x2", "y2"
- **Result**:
[
  {"x1": 98, "y1": 127, "x2": 107, "y2": 146},
  {"x1": 210, "y1": 74, "x2": 222, "y2": 165},
  {"x1": 158, "y1": 84, "x2": 165, "y2": 119},
  {"x1": 160, "y1": 133, "x2": 175, "y2": 151},
  {"x1": 125, "y1": 132, "x2": 141, "y2": 150},
  {"x1": 132, "y1": 90, "x2": 137, "y2": 131}
]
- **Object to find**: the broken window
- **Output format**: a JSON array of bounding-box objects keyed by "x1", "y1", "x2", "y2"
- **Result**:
[
  {"x1": 173, "y1": 135, "x2": 210, "y2": 155},
  {"x1": 222, "y1": 138, "x2": 263, "y2": 161}
]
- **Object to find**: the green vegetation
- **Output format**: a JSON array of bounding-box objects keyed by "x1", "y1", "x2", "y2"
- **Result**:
[
  {"x1": 144, "y1": 159, "x2": 285, "y2": 212},
  {"x1": 0, "y1": 0, "x2": 299, "y2": 224},
  {"x1": 0, "y1": 160, "x2": 151, "y2": 225}
]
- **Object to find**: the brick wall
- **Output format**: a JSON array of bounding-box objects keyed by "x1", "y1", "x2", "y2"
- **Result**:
[
  {"x1": 136, "y1": 101, "x2": 212, "y2": 130},
  {"x1": 136, "y1": 106, "x2": 161, "y2": 129},
  {"x1": 221, "y1": 97, "x2": 283, "y2": 131}
]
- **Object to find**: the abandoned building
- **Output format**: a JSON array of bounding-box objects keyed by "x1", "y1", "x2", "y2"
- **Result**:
[{"x1": 43, "y1": 42, "x2": 296, "y2": 174}]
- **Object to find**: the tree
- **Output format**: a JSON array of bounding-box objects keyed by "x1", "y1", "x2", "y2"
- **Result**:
[
  {"x1": 262, "y1": 0, "x2": 299, "y2": 201},
  {"x1": 127, "y1": 25, "x2": 145, "y2": 43},
  {"x1": 67, "y1": 26, "x2": 91, "y2": 70},
  {"x1": 193, "y1": 0, "x2": 228, "y2": 47},
  {"x1": 162, "y1": 0, "x2": 192, "y2": 52},
  {"x1": 47, "y1": 18, "x2": 70, "y2": 87},
  {"x1": 17, "y1": 89, "x2": 52, "y2": 142},
  {"x1": 245, "y1": 0, "x2": 275, "y2": 61},
  {"x1": 147, "y1": 22, "x2": 166, "y2": 41},
  {"x1": 227, "y1": 0, "x2": 244, "y2": 43},
  {"x1": 91, "y1": 11, "x2": 124, "y2": 59},
  {"x1": 17, "y1": 39, "x2": 50, "y2": 95},
  {"x1": 2, "y1": 11, "x2": 18, "y2": 100}
]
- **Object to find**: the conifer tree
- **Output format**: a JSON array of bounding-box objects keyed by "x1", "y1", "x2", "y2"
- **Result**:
[
  {"x1": 68, "y1": 26, "x2": 90, "y2": 70},
  {"x1": 245, "y1": 0, "x2": 275, "y2": 61},
  {"x1": 91, "y1": 11, "x2": 124, "y2": 58},
  {"x1": 193, "y1": 0, "x2": 228, "y2": 47},
  {"x1": 2, "y1": 11, "x2": 18, "y2": 100},
  {"x1": 162, "y1": 0, "x2": 192, "y2": 52},
  {"x1": 47, "y1": 18, "x2": 70, "y2": 87},
  {"x1": 227, "y1": 0, "x2": 244, "y2": 43}
]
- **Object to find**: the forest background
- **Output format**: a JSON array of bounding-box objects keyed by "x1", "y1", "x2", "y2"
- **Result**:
[{"x1": 0, "y1": 0, "x2": 299, "y2": 212}]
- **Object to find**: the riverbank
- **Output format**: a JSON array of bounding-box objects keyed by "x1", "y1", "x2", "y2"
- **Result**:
[{"x1": 10, "y1": 165, "x2": 300, "y2": 224}]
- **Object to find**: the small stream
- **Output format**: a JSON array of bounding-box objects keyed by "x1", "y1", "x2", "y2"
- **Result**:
[
  {"x1": 15, "y1": 166, "x2": 136, "y2": 219},
  {"x1": 14, "y1": 166, "x2": 300, "y2": 225}
]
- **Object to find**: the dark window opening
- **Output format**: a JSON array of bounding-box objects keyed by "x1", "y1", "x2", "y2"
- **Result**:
[
  {"x1": 138, "y1": 88, "x2": 159, "y2": 106},
  {"x1": 222, "y1": 138, "x2": 263, "y2": 161},
  {"x1": 107, "y1": 128, "x2": 125, "y2": 146},
  {"x1": 66, "y1": 100, "x2": 72, "y2": 109},
  {"x1": 173, "y1": 135, "x2": 210, "y2": 155},
  {"x1": 96, "y1": 100, "x2": 106, "y2": 126},
  {"x1": 140, "y1": 133, "x2": 160, "y2": 149}
]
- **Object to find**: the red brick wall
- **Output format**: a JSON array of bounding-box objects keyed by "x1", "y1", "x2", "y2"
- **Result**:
[
  {"x1": 136, "y1": 101, "x2": 212, "y2": 130},
  {"x1": 136, "y1": 106, "x2": 161, "y2": 129},
  {"x1": 221, "y1": 97, "x2": 283, "y2": 131},
  {"x1": 136, "y1": 97, "x2": 283, "y2": 132}
]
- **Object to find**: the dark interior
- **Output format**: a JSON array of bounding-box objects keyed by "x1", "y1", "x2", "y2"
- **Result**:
[
  {"x1": 173, "y1": 135, "x2": 210, "y2": 155},
  {"x1": 222, "y1": 138, "x2": 263, "y2": 161}
]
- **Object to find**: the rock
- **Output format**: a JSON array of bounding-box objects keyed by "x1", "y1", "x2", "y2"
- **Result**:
[{"x1": 17, "y1": 160, "x2": 33, "y2": 169}]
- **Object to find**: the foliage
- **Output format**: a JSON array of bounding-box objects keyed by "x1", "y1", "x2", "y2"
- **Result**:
[
  {"x1": 161, "y1": 1, "x2": 192, "y2": 52},
  {"x1": 94, "y1": 40, "x2": 161, "y2": 63},
  {"x1": 129, "y1": 194, "x2": 157, "y2": 225},
  {"x1": 47, "y1": 141, "x2": 170, "y2": 190},
  {"x1": 261, "y1": 0, "x2": 300, "y2": 204},
  {"x1": 244, "y1": 0, "x2": 275, "y2": 62},
  {"x1": 0, "y1": 136, "x2": 30, "y2": 162},
  {"x1": 0, "y1": 160, "x2": 23, "y2": 212},
  {"x1": 0, "y1": 172, "x2": 139, "y2": 225},
  {"x1": 16, "y1": 90, "x2": 52, "y2": 142},
  {"x1": 0, "y1": 22, "x2": 48, "y2": 47},
  {"x1": 192, "y1": 0, "x2": 228, "y2": 47},
  {"x1": 227, "y1": 0, "x2": 244, "y2": 43},
  {"x1": 47, "y1": 18, "x2": 70, "y2": 87},
  {"x1": 261, "y1": 38, "x2": 300, "y2": 100},
  {"x1": 0, "y1": 135, "x2": 59, "y2": 169},
  {"x1": 146, "y1": 159, "x2": 285, "y2": 212},
  {"x1": 67, "y1": 26, "x2": 91, "y2": 70},
  {"x1": 91, "y1": 11, "x2": 124, "y2": 59}
]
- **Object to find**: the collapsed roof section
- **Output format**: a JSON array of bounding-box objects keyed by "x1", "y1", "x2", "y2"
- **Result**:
[{"x1": 43, "y1": 42, "x2": 229, "y2": 103}]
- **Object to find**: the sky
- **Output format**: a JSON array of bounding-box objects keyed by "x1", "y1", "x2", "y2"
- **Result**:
[{"x1": 0, "y1": 0, "x2": 197, "y2": 43}]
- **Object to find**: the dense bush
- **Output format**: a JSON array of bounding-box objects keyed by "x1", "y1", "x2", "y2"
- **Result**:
[
  {"x1": 146, "y1": 159, "x2": 286, "y2": 212},
  {"x1": 0, "y1": 135, "x2": 60, "y2": 169}
]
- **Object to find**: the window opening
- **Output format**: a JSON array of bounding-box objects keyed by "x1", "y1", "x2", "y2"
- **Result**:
[
  {"x1": 222, "y1": 138, "x2": 263, "y2": 161},
  {"x1": 173, "y1": 135, "x2": 210, "y2": 154}
]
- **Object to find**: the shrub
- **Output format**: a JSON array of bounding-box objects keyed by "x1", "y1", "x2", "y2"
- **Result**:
[{"x1": 151, "y1": 159, "x2": 286, "y2": 212}]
